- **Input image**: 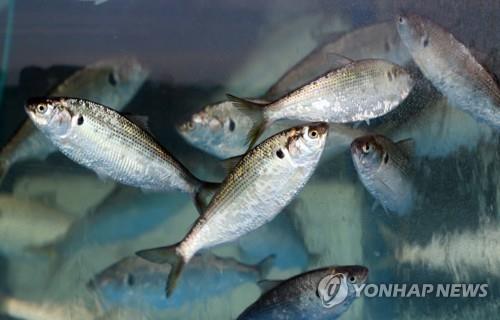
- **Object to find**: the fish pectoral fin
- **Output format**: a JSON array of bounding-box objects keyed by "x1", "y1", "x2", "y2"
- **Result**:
[{"x1": 257, "y1": 280, "x2": 282, "y2": 293}]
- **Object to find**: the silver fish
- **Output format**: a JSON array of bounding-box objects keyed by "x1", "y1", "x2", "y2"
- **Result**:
[
  {"x1": 137, "y1": 123, "x2": 328, "y2": 297},
  {"x1": 267, "y1": 21, "x2": 413, "y2": 100},
  {"x1": 25, "y1": 97, "x2": 217, "y2": 212},
  {"x1": 176, "y1": 100, "x2": 261, "y2": 159},
  {"x1": 237, "y1": 265, "x2": 368, "y2": 320},
  {"x1": 0, "y1": 294, "x2": 145, "y2": 320},
  {"x1": 397, "y1": 14, "x2": 500, "y2": 129},
  {"x1": 177, "y1": 99, "x2": 363, "y2": 160},
  {"x1": 0, "y1": 194, "x2": 73, "y2": 253},
  {"x1": 89, "y1": 253, "x2": 274, "y2": 310},
  {"x1": 0, "y1": 57, "x2": 148, "y2": 182},
  {"x1": 351, "y1": 135, "x2": 415, "y2": 215},
  {"x1": 230, "y1": 59, "x2": 414, "y2": 148}
]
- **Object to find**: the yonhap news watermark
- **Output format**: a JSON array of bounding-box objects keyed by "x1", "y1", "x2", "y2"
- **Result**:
[
  {"x1": 318, "y1": 273, "x2": 488, "y2": 309},
  {"x1": 352, "y1": 283, "x2": 489, "y2": 298}
]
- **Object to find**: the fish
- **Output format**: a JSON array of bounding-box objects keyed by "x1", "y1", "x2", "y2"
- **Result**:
[
  {"x1": 36, "y1": 188, "x2": 190, "y2": 262},
  {"x1": 88, "y1": 253, "x2": 275, "y2": 310},
  {"x1": 266, "y1": 21, "x2": 413, "y2": 100},
  {"x1": 176, "y1": 100, "x2": 266, "y2": 159},
  {"x1": 351, "y1": 135, "x2": 415, "y2": 215},
  {"x1": 24, "y1": 97, "x2": 218, "y2": 212},
  {"x1": 0, "y1": 57, "x2": 148, "y2": 183},
  {"x1": 397, "y1": 14, "x2": 500, "y2": 129},
  {"x1": 237, "y1": 265, "x2": 368, "y2": 320},
  {"x1": 0, "y1": 293, "x2": 146, "y2": 320},
  {"x1": 136, "y1": 123, "x2": 329, "y2": 297},
  {"x1": 0, "y1": 294, "x2": 95, "y2": 320},
  {"x1": 0, "y1": 194, "x2": 73, "y2": 253},
  {"x1": 225, "y1": 12, "x2": 351, "y2": 98},
  {"x1": 12, "y1": 172, "x2": 116, "y2": 218},
  {"x1": 230, "y1": 59, "x2": 414, "y2": 149},
  {"x1": 177, "y1": 99, "x2": 363, "y2": 160}
]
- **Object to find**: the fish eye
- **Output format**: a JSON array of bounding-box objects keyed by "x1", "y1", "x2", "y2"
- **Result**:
[
  {"x1": 348, "y1": 275, "x2": 357, "y2": 284},
  {"x1": 422, "y1": 36, "x2": 430, "y2": 48},
  {"x1": 308, "y1": 130, "x2": 319, "y2": 139},
  {"x1": 228, "y1": 119, "x2": 235, "y2": 132},
  {"x1": 108, "y1": 72, "x2": 117, "y2": 86},
  {"x1": 362, "y1": 143, "x2": 371, "y2": 153},
  {"x1": 383, "y1": 153, "x2": 389, "y2": 164},
  {"x1": 276, "y1": 149, "x2": 285, "y2": 159},
  {"x1": 126, "y1": 274, "x2": 135, "y2": 286},
  {"x1": 186, "y1": 122, "x2": 195, "y2": 130},
  {"x1": 37, "y1": 104, "x2": 47, "y2": 114},
  {"x1": 398, "y1": 16, "x2": 405, "y2": 24},
  {"x1": 77, "y1": 115, "x2": 84, "y2": 126}
]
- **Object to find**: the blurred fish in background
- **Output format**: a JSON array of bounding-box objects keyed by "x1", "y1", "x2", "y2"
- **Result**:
[
  {"x1": 351, "y1": 135, "x2": 415, "y2": 215},
  {"x1": 89, "y1": 253, "x2": 274, "y2": 310}
]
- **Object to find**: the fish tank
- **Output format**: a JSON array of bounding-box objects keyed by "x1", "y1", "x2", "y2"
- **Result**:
[{"x1": 0, "y1": 1, "x2": 499, "y2": 319}]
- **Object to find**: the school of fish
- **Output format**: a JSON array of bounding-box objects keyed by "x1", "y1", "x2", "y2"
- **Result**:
[{"x1": 0, "y1": 10, "x2": 499, "y2": 320}]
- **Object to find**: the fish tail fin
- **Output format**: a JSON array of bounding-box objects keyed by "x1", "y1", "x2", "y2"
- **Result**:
[
  {"x1": 194, "y1": 181, "x2": 220, "y2": 214},
  {"x1": 136, "y1": 243, "x2": 185, "y2": 298},
  {"x1": 256, "y1": 254, "x2": 276, "y2": 279},
  {"x1": 226, "y1": 94, "x2": 270, "y2": 150}
]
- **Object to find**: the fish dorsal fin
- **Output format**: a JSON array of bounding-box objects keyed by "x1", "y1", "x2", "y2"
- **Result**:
[
  {"x1": 124, "y1": 114, "x2": 152, "y2": 134},
  {"x1": 325, "y1": 52, "x2": 354, "y2": 66},
  {"x1": 396, "y1": 138, "x2": 415, "y2": 157},
  {"x1": 257, "y1": 280, "x2": 282, "y2": 293}
]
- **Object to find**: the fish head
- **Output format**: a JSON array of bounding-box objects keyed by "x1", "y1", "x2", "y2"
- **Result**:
[
  {"x1": 177, "y1": 103, "x2": 225, "y2": 143},
  {"x1": 25, "y1": 97, "x2": 74, "y2": 137},
  {"x1": 396, "y1": 14, "x2": 432, "y2": 54},
  {"x1": 176, "y1": 101, "x2": 253, "y2": 158},
  {"x1": 286, "y1": 123, "x2": 329, "y2": 166},
  {"x1": 386, "y1": 63, "x2": 414, "y2": 98},
  {"x1": 88, "y1": 257, "x2": 151, "y2": 296},
  {"x1": 331, "y1": 265, "x2": 369, "y2": 286},
  {"x1": 351, "y1": 135, "x2": 388, "y2": 172},
  {"x1": 106, "y1": 56, "x2": 149, "y2": 106},
  {"x1": 110, "y1": 56, "x2": 149, "y2": 91},
  {"x1": 85, "y1": 56, "x2": 149, "y2": 108}
]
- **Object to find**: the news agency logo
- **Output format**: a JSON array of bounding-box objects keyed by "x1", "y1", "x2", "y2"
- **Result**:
[
  {"x1": 317, "y1": 273, "x2": 349, "y2": 308},
  {"x1": 317, "y1": 275, "x2": 489, "y2": 308}
]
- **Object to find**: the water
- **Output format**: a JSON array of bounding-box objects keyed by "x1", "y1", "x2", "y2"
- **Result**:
[{"x1": 0, "y1": 1, "x2": 499, "y2": 319}]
